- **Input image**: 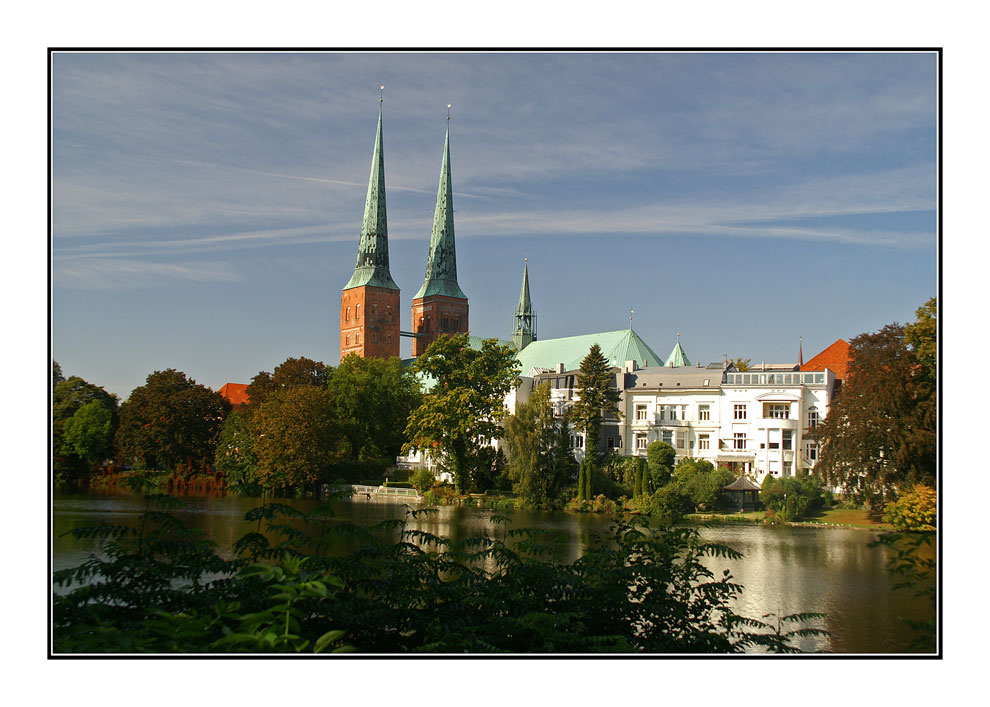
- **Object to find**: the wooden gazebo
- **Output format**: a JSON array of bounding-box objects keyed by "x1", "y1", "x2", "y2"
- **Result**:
[{"x1": 723, "y1": 476, "x2": 762, "y2": 512}]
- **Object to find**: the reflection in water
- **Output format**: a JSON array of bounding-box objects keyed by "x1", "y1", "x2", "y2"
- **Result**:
[{"x1": 52, "y1": 491, "x2": 932, "y2": 654}]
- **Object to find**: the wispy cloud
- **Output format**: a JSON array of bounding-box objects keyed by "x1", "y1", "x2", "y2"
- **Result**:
[{"x1": 54, "y1": 258, "x2": 244, "y2": 290}]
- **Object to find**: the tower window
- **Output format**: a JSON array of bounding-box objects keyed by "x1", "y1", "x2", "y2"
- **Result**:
[
  {"x1": 356, "y1": 304, "x2": 360, "y2": 320},
  {"x1": 346, "y1": 307, "x2": 351, "y2": 321}
]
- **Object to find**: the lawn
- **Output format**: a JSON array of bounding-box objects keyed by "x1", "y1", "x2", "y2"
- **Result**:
[{"x1": 796, "y1": 508, "x2": 894, "y2": 530}]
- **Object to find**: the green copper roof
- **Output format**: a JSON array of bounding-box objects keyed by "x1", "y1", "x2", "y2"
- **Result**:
[
  {"x1": 344, "y1": 105, "x2": 399, "y2": 291},
  {"x1": 413, "y1": 125, "x2": 467, "y2": 300},
  {"x1": 513, "y1": 329, "x2": 663, "y2": 376},
  {"x1": 516, "y1": 262, "x2": 533, "y2": 316},
  {"x1": 664, "y1": 337, "x2": 691, "y2": 367}
]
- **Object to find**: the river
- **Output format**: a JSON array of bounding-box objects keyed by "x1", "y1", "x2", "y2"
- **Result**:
[{"x1": 51, "y1": 490, "x2": 935, "y2": 654}]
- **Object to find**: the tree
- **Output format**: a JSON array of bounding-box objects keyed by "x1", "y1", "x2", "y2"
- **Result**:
[
  {"x1": 328, "y1": 354, "x2": 422, "y2": 460},
  {"x1": 116, "y1": 369, "x2": 230, "y2": 471},
  {"x1": 214, "y1": 410, "x2": 258, "y2": 487},
  {"x1": 53, "y1": 360, "x2": 65, "y2": 388},
  {"x1": 905, "y1": 297, "x2": 936, "y2": 384},
  {"x1": 673, "y1": 458, "x2": 734, "y2": 512},
  {"x1": 504, "y1": 382, "x2": 571, "y2": 509},
  {"x1": 63, "y1": 400, "x2": 115, "y2": 467},
  {"x1": 730, "y1": 357, "x2": 751, "y2": 372},
  {"x1": 646, "y1": 441, "x2": 676, "y2": 488},
  {"x1": 246, "y1": 356, "x2": 329, "y2": 407},
  {"x1": 815, "y1": 305, "x2": 936, "y2": 505},
  {"x1": 404, "y1": 334, "x2": 520, "y2": 493},
  {"x1": 250, "y1": 386, "x2": 344, "y2": 491},
  {"x1": 570, "y1": 344, "x2": 622, "y2": 460},
  {"x1": 53, "y1": 375, "x2": 119, "y2": 481}
]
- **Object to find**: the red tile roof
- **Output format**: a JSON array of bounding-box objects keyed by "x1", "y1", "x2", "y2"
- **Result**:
[
  {"x1": 800, "y1": 339, "x2": 851, "y2": 379},
  {"x1": 219, "y1": 382, "x2": 250, "y2": 409}
]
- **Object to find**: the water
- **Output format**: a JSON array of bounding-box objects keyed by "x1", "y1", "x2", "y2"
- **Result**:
[{"x1": 52, "y1": 490, "x2": 934, "y2": 654}]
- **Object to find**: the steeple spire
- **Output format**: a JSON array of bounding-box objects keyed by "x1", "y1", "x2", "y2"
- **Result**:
[
  {"x1": 664, "y1": 334, "x2": 691, "y2": 367},
  {"x1": 413, "y1": 120, "x2": 467, "y2": 300},
  {"x1": 344, "y1": 97, "x2": 398, "y2": 291},
  {"x1": 511, "y1": 258, "x2": 537, "y2": 349}
]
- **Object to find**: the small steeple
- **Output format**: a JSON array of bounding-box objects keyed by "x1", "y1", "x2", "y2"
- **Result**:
[
  {"x1": 414, "y1": 118, "x2": 467, "y2": 300},
  {"x1": 511, "y1": 259, "x2": 537, "y2": 349},
  {"x1": 344, "y1": 94, "x2": 398, "y2": 291},
  {"x1": 665, "y1": 333, "x2": 691, "y2": 367},
  {"x1": 799, "y1": 336, "x2": 804, "y2": 367}
]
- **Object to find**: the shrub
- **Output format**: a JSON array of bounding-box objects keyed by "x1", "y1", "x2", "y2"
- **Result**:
[
  {"x1": 883, "y1": 486, "x2": 937, "y2": 531},
  {"x1": 411, "y1": 468, "x2": 437, "y2": 494},
  {"x1": 647, "y1": 485, "x2": 691, "y2": 523}
]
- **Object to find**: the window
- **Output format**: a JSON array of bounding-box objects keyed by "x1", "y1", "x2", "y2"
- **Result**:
[
  {"x1": 734, "y1": 404, "x2": 747, "y2": 420},
  {"x1": 658, "y1": 406, "x2": 665, "y2": 421},
  {"x1": 661, "y1": 430, "x2": 673, "y2": 446},
  {"x1": 764, "y1": 403, "x2": 790, "y2": 419},
  {"x1": 807, "y1": 407, "x2": 820, "y2": 429},
  {"x1": 806, "y1": 443, "x2": 818, "y2": 461},
  {"x1": 635, "y1": 404, "x2": 648, "y2": 421},
  {"x1": 698, "y1": 434, "x2": 710, "y2": 451},
  {"x1": 355, "y1": 304, "x2": 360, "y2": 319},
  {"x1": 676, "y1": 431, "x2": 686, "y2": 450},
  {"x1": 782, "y1": 429, "x2": 793, "y2": 451},
  {"x1": 607, "y1": 437, "x2": 615, "y2": 450},
  {"x1": 635, "y1": 434, "x2": 648, "y2": 450},
  {"x1": 346, "y1": 306, "x2": 351, "y2": 321},
  {"x1": 734, "y1": 433, "x2": 746, "y2": 450},
  {"x1": 698, "y1": 404, "x2": 710, "y2": 421}
]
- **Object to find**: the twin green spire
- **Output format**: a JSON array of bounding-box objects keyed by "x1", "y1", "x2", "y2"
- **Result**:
[
  {"x1": 413, "y1": 123, "x2": 467, "y2": 300},
  {"x1": 344, "y1": 103, "x2": 399, "y2": 291}
]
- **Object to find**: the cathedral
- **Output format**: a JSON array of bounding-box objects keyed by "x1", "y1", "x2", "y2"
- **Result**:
[{"x1": 340, "y1": 99, "x2": 469, "y2": 362}]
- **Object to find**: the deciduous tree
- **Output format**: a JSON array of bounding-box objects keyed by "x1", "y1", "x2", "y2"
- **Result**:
[
  {"x1": 404, "y1": 334, "x2": 520, "y2": 493},
  {"x1": 646, "y1": 440, "x2": 676, "y2": 488},
  {"x1": 250, "y1": 386, "x2": 344, "y2": 491},
  {"x1": 63, "y1": 400, "x2": 115, "y2": 467},
  {"x1": 815, "y1": 304, "x2": 936, "y2": 505},
  {"x1": 246, "y1": 357, "x2": 329, "y2": 407},
  {"x1": 116, "y1": 369, "x2": 230, "y2": 471},
  {"x1": 214, "y1": 410, "x2": 258, "y2": 487},
  {"x1": 53, "y1": 375, "x2": 119, "y2": 481},
  {"x1": 570, "y1": 344, "x2": 622, "y2": 460},
  {"x1": 328, "y1": 354, "x2": 422, "y2": 459},
  {"x1": 504, "y1": 382, "x2": 571, "y2": 509}
]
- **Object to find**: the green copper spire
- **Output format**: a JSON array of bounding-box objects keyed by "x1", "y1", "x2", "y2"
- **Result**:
[
  {"x1": 414, "y1": 122, "x2": 467, "y2": 300},
  {"x1": 344, "y1": 100, "x2": 398, "y2": 291},
  {"x1": 511, "y1": 259, "x2": 537, "y2": 349},
  {"x1": 664, "y1": 334, "x2": 691, "y2": 367}
]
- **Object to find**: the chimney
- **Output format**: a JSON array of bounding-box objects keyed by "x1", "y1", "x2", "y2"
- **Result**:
[
  {"x1": 556, "y1": 362, "x2": 565, "y2": 374},
  {"x1": 624, "y1": 360, "x2": 637, "y2": 373}
]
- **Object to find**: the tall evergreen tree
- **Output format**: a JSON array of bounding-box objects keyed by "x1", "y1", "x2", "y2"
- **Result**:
[{"x1": 570, "y1": 344, "x2": 622, "y2": 461}]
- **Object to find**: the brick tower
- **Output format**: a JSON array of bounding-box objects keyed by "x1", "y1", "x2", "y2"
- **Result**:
[
  {"x1": 411, "y1": 119, "x2": 468, "y2": 356},
  {"x1": 340, "y1": 99, "x2": 400, "y2": 360}
]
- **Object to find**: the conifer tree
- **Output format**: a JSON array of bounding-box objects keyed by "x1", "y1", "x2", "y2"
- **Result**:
[{"x1": 570, "y1": 344, "x2": 623, "y2": 461}]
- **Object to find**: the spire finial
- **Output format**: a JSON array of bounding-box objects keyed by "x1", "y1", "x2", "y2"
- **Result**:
[
  {"x1": 630, "y1": 309, "x2": 635, "y2": 329},
  {"x1": 447, "y1": 103, "x2": 451, "y2": 121},
  {"x1": 380, "y1": 85, "x2": 384, "y2": 104}
]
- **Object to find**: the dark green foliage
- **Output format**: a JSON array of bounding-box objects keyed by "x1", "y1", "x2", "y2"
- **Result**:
[
  {"x1": 504, "y1": 382, "x2": 572, "y2": 509},
  {"x1": 116, "y1": 369, "x2": 230, "y2": 472},
  {"x1": 816, "y1": 304, "x2": 936, "y2": 505},
  {"x1": 328, "y1": 354, "x2": 422, "y2": 459},
  {"x1": 760, "y1": 473, "x2": 832, "y2": 522},
  {"x1": 647, "y1": 485, "x2": 691, "y2": 523},
  {"x1": 53, "y1": 488, "x2": 826, "y2": 654},
  {"x1": 214, "y1": 410, "x2": 258, "y2": 486},
  {"x1": 245, "y1": 356, "x2": 330, "y2": 408},
  {"x1": 53, "y1": 375, "x2": 119, "y2": 482},
  {"x1": 324, "y1": 458, "x2": 391, "y2": 485},
  {"x1": 569, "y1": 344, "x2": 622, "y2": 459},
  {"x1": 53, "y1": 360, "x2": 65, "y2": 387},
  {"x1": 250, "y1": 386, "x2": 344, "y2": 492},
  {"x1": 646, "y1": 441, "x2": 676, "y2": 488},
  {"x1": 405, "y1": 334, "x2": 521, "y2": 493},
  {"x1": 673, "y1": 458, "x2": 735, "y2": 512}
]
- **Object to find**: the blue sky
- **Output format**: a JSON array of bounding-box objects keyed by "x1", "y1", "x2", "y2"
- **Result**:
[{"x1": 51, "y1": 51, "x2": 937, "y2": 399}]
